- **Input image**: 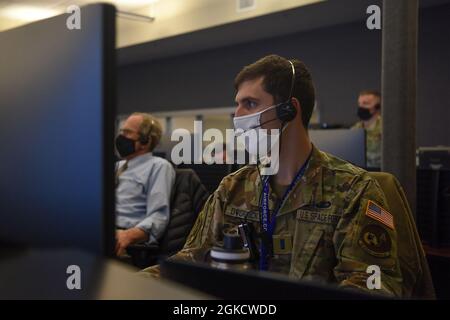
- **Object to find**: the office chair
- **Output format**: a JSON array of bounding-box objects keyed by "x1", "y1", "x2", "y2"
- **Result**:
[
  {"x1": 368, "y1": 172, "x2": 436, "y2": 299},
  {"x1": 177, "y1": 163, "x2": 233, "y2": 193},
  {"x1": 126, "y1": 169, "x2": 209, "y2": 269}
]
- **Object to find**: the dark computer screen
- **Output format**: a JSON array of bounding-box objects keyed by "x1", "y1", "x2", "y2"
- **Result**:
[
  {"x1": 309, "y1": 128, "x2": 366, "y2": 168},
  {"x1": 0, "y1": 4, "x2": 116, "y2": 256}
]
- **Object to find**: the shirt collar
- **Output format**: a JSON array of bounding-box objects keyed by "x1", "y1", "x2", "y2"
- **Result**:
[{"x1": 127, "y1": 152, "x2": 153, "y2": 168}]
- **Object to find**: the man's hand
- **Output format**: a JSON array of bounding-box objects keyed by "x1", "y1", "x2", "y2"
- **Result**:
[{"x1": 115, "y1": 227, "x2": 149, "y2": 257}]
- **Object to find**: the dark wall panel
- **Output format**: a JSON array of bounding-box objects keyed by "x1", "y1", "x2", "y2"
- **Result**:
[{"x1": 118, "y1": 4, "x2": 450, "y2": 146}]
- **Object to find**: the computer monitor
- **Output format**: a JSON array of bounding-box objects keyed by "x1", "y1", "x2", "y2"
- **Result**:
[
  {"x1": 160, "y1": 259, "x2": 385, "y2": 299},
  {"x1": 309, "y1": 128, "x2": 366, "y2": 168},
  {"x1": 0, "y1": 4, "x2": 116, "y2": 256}
]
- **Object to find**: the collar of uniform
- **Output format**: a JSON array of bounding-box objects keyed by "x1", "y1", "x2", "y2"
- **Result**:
[
  {"x1": 276, "y1": 144, "x2": 325, "y2": 216},
  {"x1": 366, "y1": 113, "x2": 381, "y2": 130},
  {"x1": 246, "y1": 144, "x2": 326, "y2": 214},
  {"x1": 246, "y1": 165, "x2": 264, "y2": 210},
  {"x1": 127, "y1": 152, "x2": 153, "y2": 169},
  {"x1": 375, "y1": 113, "x2": 382, "y2": 127}
]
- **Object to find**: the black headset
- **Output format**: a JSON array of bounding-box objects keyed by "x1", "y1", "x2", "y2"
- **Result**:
[
  {"x1": 138, "y1": 119, "x2": 154, "y2": 145},
  {"x1": 274, "y1": 60, "x2": 297, "y2": 123},
  {"x1": 139, "y1": 133, "x2": 149, "y2": 145}
]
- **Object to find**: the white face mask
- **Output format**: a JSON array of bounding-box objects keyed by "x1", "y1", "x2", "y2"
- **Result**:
[
  {"x1": 233, "y1": 104, "x2": 277, "y2": 133},
  {"x1": 233, "y1": 105, "x2": 284, "y2": 158}
]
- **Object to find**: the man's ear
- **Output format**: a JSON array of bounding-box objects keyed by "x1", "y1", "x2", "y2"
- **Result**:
[{"x1": 291, "y1": 97, "x2": 302, "y2": 121}]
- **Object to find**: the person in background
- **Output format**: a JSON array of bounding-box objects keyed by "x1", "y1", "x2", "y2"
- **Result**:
[
  {"x1": 115, "y1": 112, "x2": 175, "y2": 257},
  {"x1": 352, "y1": 90, "x2": 382, "y2": 169}
]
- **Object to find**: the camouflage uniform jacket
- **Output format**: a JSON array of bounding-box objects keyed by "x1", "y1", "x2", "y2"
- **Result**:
[
  {"x1": 352, "y1": 115, "x2": 382, "y2": 168},
  {"x1": 143, "y1": 145, "x2": 403, "y2": 297}
]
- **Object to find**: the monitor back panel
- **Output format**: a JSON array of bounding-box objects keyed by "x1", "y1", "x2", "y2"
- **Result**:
[{"x1": 0, "y1": 4, "x2": 116, "y2": 255}]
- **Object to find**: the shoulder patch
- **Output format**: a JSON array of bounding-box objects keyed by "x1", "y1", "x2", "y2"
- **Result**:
[
  {"x1": 358, "y1": 224, "x2": 392, "y2": 257},
  {"x1": 365, "y1": 200, "x2": 394, "y2": 230}
]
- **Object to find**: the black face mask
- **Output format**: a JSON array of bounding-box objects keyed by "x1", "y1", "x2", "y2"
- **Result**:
[
  {"x1": 115, "y1": 135, "x2": 137, "y2": 158},
  {"x1": 357, "y1": 107, "x2": 373, "y2": 121}
]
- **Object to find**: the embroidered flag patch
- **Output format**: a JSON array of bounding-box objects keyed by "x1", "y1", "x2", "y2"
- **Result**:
[{"x1": 365, "y1": 200, "x2": 394, "y2": 230}]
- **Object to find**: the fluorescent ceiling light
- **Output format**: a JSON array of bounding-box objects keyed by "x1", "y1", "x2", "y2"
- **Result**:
[
  {"x1": 0, "y1": 5, "x2": 59, "y2": 22},
  {"x1": 111, "y1": 0, "x2": 159, "y2": 7},
  {"x1": 117, "y1": 11, "x2": 155, "y2": 22}
]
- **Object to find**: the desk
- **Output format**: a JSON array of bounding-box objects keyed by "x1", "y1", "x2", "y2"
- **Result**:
[{"x1": 0, "y1": 249, "x2": 210, "y2": 299}]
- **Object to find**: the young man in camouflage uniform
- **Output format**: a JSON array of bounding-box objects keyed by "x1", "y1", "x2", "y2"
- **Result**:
[
  {"x1": 352, "y1": 90, "x2": 382, "y2": 169},
  {"x1": 142, "y1": 55, "x2": 410, "y2": 297}
]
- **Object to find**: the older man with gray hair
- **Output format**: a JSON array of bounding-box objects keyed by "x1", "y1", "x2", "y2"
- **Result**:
[{"x1": 114, "y1": 112, "x2": 175, "y2": 257}]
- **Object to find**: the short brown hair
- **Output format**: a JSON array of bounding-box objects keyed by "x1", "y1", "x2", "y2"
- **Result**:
[
  {"x1": 234, "y1": 54, "x2": 316, "y2": 128},
  {"x1": 359, "y1": 89, "x2": 381, "y2": 98},
  {"x1": 132, "y1": 112, "x2": 162, "y2": 152}
]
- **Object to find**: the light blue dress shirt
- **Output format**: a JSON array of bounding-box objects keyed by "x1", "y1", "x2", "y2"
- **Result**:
[{"x1": 115, "y1": 152, "x2": 176, "y2": 244}]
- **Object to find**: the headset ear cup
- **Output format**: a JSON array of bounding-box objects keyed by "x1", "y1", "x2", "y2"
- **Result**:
[
  {"x1": 276, "y1": 103, "x2": 297, "y2": 122},
  {"x1": 139, "y1": 134, "x2": 149, "y2": 145}
]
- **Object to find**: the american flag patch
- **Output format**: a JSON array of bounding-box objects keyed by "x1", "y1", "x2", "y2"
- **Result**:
[{"x1": 365, "y1": 200, "x2": 395, "y2": 230}]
